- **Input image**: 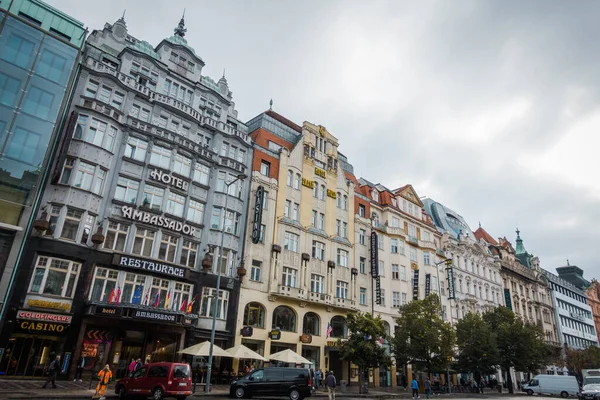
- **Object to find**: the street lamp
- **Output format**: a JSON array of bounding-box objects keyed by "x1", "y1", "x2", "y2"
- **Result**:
[
  {"x1": 434, "y1": 257, "x2": 453, "y2": 392},
  {"x1": 205, "y1": 173, "x2": 247, "y2": 393}
]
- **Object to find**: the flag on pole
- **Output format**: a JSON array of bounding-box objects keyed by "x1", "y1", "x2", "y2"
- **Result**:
[
  {"x1": 164, "y1": 289, "x2": 171, "y2": 310},
  {"x1": 187, "y1": 295, "x2": 196, "y2": 314},
  {"x1": 153, "y1": 291, "x2": 160, "y2": 308},
  {"x1": 326, "y1": 323, "x2": 333, "y2": 338},
  {"x1": 143, "y1": 289, "x2": 150, "y2": 306},
  {"x1": 378, "y1": 336, "x2": 384, "y2": 346},
  {"x1": 108, "y1": 287, "x2": 116, "y2": 304},
  {"x1": 115, "y1": 284, "x2": 122, "y2": 305},
  {"x1": 180, "y1": 298, "x2": 188, "y2": 313},
  {"x1": 132, "y1": 284, "x2": 143, "y2": 305}
]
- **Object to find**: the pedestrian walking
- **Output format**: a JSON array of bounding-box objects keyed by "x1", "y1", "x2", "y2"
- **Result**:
[
  {"x1": 326, "y1": 370, "x2": 337, "y2": 400},
  {"x1": 42, "y1": 355, "x2": 61, "y2": 389},
  {"x1": 411, "y1": 376, "x2": 420, "y2": 399},
  {"x1": 424, "y1": 377, "x2": 432, "y2": 399},
  {"x1": 128, "y1": 358, "x2": 136, "y2": 375},
  {"x1": 94, "y1": 364, "x2": 112, "y2": 400},
  {"x1": 73, "y1": 354, "x2": 85, "y2": 381},
  {"x1": 401, "y1": 374, "x2": 408, "y2": 390},
  {"x1": 315, "y1": 369, "x2": 322, "y2": 389}
]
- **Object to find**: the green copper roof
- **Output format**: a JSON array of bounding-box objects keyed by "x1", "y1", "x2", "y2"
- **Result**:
[
  {"x1": 202, "y1": 76, "x2": 221, "y2": 92},
  {"x1": 166, "y1": 35, "x2": 201, "y2": 60},
  {"x1": 515, "y1": 229, "x2": 527, "y2": 255},
  {"x1": 132, "y1": 40, "x2": 160, "y2": 60}
]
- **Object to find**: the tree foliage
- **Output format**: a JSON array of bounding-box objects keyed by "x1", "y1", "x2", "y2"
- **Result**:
[
  {"x1": 338, "y1": 312, "x2": 392, "y2": 394},
  {"x1": 482, "y1": 307, "x2": 553, "y2": 393},
  {"x1": 390, "y1": 294, "x2": 456, "y2": 373},
  {"x1": 455, "y1": 312, "x2": 499, "y2": 376},
  {"x1": 566, "y1": 346, "x2": 600, "y2": 381}
]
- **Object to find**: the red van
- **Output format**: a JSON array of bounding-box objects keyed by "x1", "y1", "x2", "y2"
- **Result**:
[{"x1": 115, "y1": 362, "x2": 192, "y2": 400}]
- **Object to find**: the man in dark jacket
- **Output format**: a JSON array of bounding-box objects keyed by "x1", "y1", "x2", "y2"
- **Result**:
[
  {"x1": 326, "y1": 371, "x2": 337, "y2": 400},
  {"x1": 42, "y1": 355, "x2": 61, "y2": 388},
  {"x1": 134, "y1": 358, "x2": 143, "y2": 371},
  {"x1": 73, "y1": 355, "x2": 85, "y2": 381}
]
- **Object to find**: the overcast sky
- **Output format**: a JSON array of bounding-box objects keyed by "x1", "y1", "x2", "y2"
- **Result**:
[{"x1": 48, "y1": 0, "x2": 600, "y2": 279}]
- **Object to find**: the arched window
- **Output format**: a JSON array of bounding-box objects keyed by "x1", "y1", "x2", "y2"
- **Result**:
[
  {"x1": 331, "y1": 316, "x2": 347, "y2": 338},
  {"x1": 336, "y1": 193, "x2": 341, "y2": 208},
  {"x1": 294, "y1": 173, "x2": 301, "y2": 189},
  {"x1": 343, "y1": 195, "x2": 348, "y2": 210},
  {"x1": 272, "y1": 306, "x2": 296, "y2": 332},
  {"x1": 303, "y1": 312, "x2": 320, "y2": 335},
  {"x1": 243, "y1": 302, "x2": 265, "y2": 328},
  {"x1": 287, "y1": 170, "x2": 293, "y2": 187},
  {"x1": 319, "y1": 185, "x2": 326, "y2": 200},
  {"x1": 383, "y1": 321, "x2": 391, "y2": 337}
]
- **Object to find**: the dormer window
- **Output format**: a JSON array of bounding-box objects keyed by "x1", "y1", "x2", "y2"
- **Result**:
[{"x1": 372, "y1": 191, "x2": 379, "y2": 202}]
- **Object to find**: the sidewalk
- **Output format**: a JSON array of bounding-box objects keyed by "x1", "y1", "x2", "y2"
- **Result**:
[{"x1": 0, "y1": 380, "x2": 527, "y2": 400}]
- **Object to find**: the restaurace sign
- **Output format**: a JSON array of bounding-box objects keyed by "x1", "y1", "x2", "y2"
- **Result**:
[
  {"x1": 121, "y1": 206, "x2": 197, "y2": 236},
  {"x1": 112, "y1": 254, "x2": 186, "y2": 278}
]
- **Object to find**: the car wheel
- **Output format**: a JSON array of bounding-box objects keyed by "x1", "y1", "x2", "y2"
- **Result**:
[
  {"x1": 117, "y1": 386, "x2": 127, "y2": 399},
  {"x1": 561, "y1": 391, "x2": 569, "y2": 398},
  {"x1": 235, "y1": 387, "x2": 246, "y2": 399},
  {"x1": 526, "y1": 390, "x2": 533, "y2": 396},
  {"x1": 152, "y1": 387, "x2": 164, "y2": 400},
  {"x1": 289, "y1": 389, "x2": 301, "y2": 400}
]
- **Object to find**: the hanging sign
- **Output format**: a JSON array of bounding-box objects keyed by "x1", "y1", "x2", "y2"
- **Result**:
[
  {"x1": 504, "y1": 288, "x2": 512, "y2": 310},
  {"x1": 269, "y1": 329, "x2": 281, "y2": 340},
  {"x1": 300, "y1": 334, "x2": 312, "y2": 344},
  {"x1": 412, "y1": 270, "x2": 420, "y2": 300},
  {"x1": 370, "y1": 231, "x2": 378, "y2": 277},
  {"x1": 447, "y1": 267, "x2": 456, "y2": 300},
  {"x1": 251, "y1": 186, "x2": 264, "y2": 244},
  {"x1": 425, "y1": 274, "x2": 431, "y2": 297},
  {"x1": 241, "y1": 326, "x2": 254, "y2": 337},
  {"x1": 376, "y1": 276, "x2": 382, "y2": 305}
]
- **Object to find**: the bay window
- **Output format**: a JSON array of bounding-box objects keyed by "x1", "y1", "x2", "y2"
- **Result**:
[
  {"x1": 60, "y1": 207, "x2": 82, "y2": 240},
  {"x1": 29, "y1": 256, "x2": 80, "y2": 298},
  {"x1": 199, "y1": 287, "x2": 229, "y2": 319},
  {"x1": 284, "y1": 231, "x2": 299, "y2": 252},
  {"x1": 337, "y1": 249, "x2": 348, "y2": 267},
  {"x1": 282, "y1": 267, "x2": 297, "y2": 288},
  {"x1": 311, "y1": 274, "x2": 324, "y2": 294},
  {"x1": 312, "y1": 241, "x2": 325, "y2": 260},
  {"x1": 336, "y1": 281, "x2": 348, "y2": 299}
]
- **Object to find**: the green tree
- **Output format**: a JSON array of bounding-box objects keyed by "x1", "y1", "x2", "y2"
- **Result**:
[
  {"x1": 338, "y1": 312, "x2": 392, "y2": 394},
  {"x1": 390, "y1": 294, "x2": 456, "y2": 374},
  {"x1": 455, "y1": 312, "x2": 499, "y2": 378},
  {"x1": 483, "y1": 307, "x2": 552, "y2": 393}
]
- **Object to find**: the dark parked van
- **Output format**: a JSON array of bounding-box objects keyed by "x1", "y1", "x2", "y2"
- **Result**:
[
  {"x1": 230, "y1": 367, "x2": 312, "y2": 400},
  {"x1": 115, "y1": 362, "x2": 192, "y2": 400}
]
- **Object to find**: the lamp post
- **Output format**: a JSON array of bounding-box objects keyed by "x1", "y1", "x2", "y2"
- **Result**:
[
  {"x1": 434, "y1": 257, "x2": 453, "y2": 392},
  {"x1": 205, "y1": 173, "x2": 246, "y2": 393}
]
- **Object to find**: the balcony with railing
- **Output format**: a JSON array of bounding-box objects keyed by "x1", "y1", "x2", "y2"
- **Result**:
[{"x1": 407, "y1": 236, "x2": 419, "y2": 245}]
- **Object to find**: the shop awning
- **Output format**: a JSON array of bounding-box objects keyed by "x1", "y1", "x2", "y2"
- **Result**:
[
  {"x1": 269, "y1": 349, "x2": 312, "y2": 364},
  {"x1": 178, "y1": 341, "x2": 232, "y2": 357},
  {"x1": 226, "y1": 344, "x2": 268, "y2": 361}
]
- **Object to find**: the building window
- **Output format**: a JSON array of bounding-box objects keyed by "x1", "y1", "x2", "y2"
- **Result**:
[
  {"x1": 73, "y1": 161, "x2": 95, "y2": 191},
  {"x1": 180, "y1": 240, "x2": 197, "y2": 268},
  {"x1": 294, "y1": 174, "x2": 301, "y2": 189},
  {"x1": 378, "y1": 260, "x2": 385, "y2": 277},
  {"x1": 119, "y1": 272, "x2": 146, "y2": 305},
  {"x1": 360, "y1": 288, "x2": 367, "y2": 305},
  {"x1": 360, "y1": 257, "x2": 366, "y2": 274},
  {"x1": 292, "y1": 203, "x2": 299, "y2": 221},
  {"x1": 318, "y1": 213, "x2": 325, "y2": 230},
  {"x1": 115, "y1": 177, "x2": 139, "y2": 204},
  {"x1": 380, "y1": 289, "x2": 386, "y2": 306},
  {"x1": 284, "y1": 200, "x2": 291, "y2": 218},
  {"x1": 80, "y1": 214, "x2": 95, "y2": 244},
  {"x1": 142, "y1": 185, "x2": 164, "y2": 211},
  {"x1": 92, "y1": 168, "x2": 106, "y2": 195},
  {"x1": 59, "y1": 158, "x2": 74, "y2": 184},
  {"x1": 166, "y1": 192, "x2": 185, "y2": 217},
  {"x1": 193, "y1": 163, "x2": 210, "y2": 186},
  {"x1": 391, "y1": 238, "x2": 399, "y2": 253},
  {"x1": 311, "y1": 274, "x2": 325, "y2": 294},
  {"x1": 74, "y1": 117, "x2": 115, "y2": 151},
  {"x1": 393, "y1": 291, "x2": 400, "y2": 308},
  {"x1": 260, "y1": 160, "x2": 270, "y2": 176},
  {"x1": 158, "y1": 233, "x2": 178, "y2": 262},
  {"x1": 392, "y1": 264, "x2": 400, "y2": 280},
  {"x1": 104, "y1": 221, "x2": 129, "y2": 251},
  {"x1": 211, "y1": 208, "x2": 222, "y2": 229},
  {"x1": 359, "y1": 204, "x2": 366, "y2": 217},
  {"x1": 359, "y1": 229, "x2": 366, "y2": 245},
  {"x1": 401, "y1": 265, "x2": 407, "y2": 280},
  {"x1": 303, "y1": 312, "x2": 320, "y2": 335},
  {"x1": 282, "y1": 267, "x2": 297, "y2": 287},
  {"x1": 410, "y1": 247, "x2": 417, "y2": 262},
  {"x1": 89, "y1": 268, "x2": 119, "y2": 302},
  {"x1": 336, "y1": 194, "x2": 342, "y2": 209},
  {"x1": 22, "y1": 86, "x2": 54, "y2": 120},
  {"x1": 250, "y1": 260, "x2": 262, "y2": 282},
  {"x1": 424, "y1": 252, "x2": 431, "y2": 265},
  {"x1": 286, "y1": 170, "x2": 293, "y2": 187},
  {"x1": 319, "y1": 185, "x2": 325, "y2": 200},
  {"x1": 0, "y1": 72, "x2": 20, "y2": 107},
  {"x1": 173, "y1": 154, "x2": 191, "y2": 177},
  {"x1": 336, "y1": 281, "x2": 348, "y2": 299},
  {"x1": 378, "y1": 235, "x2": 384, "y2": 249},
  {"x1": 312, "y1": 241, "x2": 325, "y2": 260},
  {"x1": 311, "y1": 210, "x2": 317, "y2": 227},
  {"x1": 149, "y1": 145, "x2": 172, "y2": 169},
  {"x1": 48, "y1": 205, "x2": 61, "y2": 235},
  {"x1": 132, "y1": 228, "x2": 155, "y2": 257},
  {"x1": 224, "y1": 210, "x2": 240, "y2": 235},
  {"x1": 200, "y1": 287, "x2": 229, "y2": 319},
  {"x1": 402, "y1": 292, "x2": 407, "y2": 305},
  {"x1": 272, "y1": 306, "x2": 296, "y2": 332},
  {"x1": 284, "y1": 231, "x2": 299, "y2": 252},
  {"x1": 337, "y1": 249, "x2": 348, "y2": 267},
  {"x1": 186, "y1": 199, "x2": 205, "y2": 224},
  {"x1": 28, "y1": 256, "x2": 80, "y2": 298},
  {"x1": 342, "y1": 222, "x2": 347, "y2": 238},
  {"x1": 244, "y1": 302, "x2": 265, "y2": 328},
  {"x1": 60, "y1": 208, "x2": 82, "y2": 240}
]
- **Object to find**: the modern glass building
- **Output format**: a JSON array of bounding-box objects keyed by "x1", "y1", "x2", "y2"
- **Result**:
[{"x1": 0, "y1": 0, "x2": 85, "y2": 336}]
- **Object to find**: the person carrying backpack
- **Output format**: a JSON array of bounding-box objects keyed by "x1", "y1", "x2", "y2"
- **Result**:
[
  {"x1": 326, "y1": 371, "x2": 337, "y2": 400},
  {"x1": 41, "y1": 355, "x2": 61, "y2": 389}
]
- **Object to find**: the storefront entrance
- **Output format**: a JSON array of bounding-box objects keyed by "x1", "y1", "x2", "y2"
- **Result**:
[
  {"x1": 302, "y1": 345, "x2": 320, "y2": 369},
  {"x1": 0, "y1": 334, "x2": 62, "y2": 377}
]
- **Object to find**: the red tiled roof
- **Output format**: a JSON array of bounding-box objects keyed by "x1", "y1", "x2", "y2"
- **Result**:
[
  {"x1": 474, "y1": 227, "x2": 498, "y2": 245},
  {"x1": 265, "y1": 110, "x2": 302, "y2": 133}
]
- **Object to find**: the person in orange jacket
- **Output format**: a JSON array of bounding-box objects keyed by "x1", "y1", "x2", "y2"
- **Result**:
[{"x1": 95, "y1": 364, "x2": 112, "y2": 399}]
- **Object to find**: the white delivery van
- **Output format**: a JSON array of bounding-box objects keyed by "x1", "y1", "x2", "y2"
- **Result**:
[{"x1": 522, "y1": 374, "x2": 579, "y2": 397}]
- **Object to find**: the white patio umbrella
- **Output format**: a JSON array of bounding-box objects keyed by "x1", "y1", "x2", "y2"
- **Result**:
[
  {"x1": 226, "y1": 344, "x2": 268, "y2": 361},
  {"x1": 178, "y1": 341, "x2": 232, "y2": 357},
  {"x1": 268, "y1": 349, "x2": 311, "y2": 364}
]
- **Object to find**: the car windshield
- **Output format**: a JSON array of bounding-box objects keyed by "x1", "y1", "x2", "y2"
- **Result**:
[
  {"x1": 583, "y1": 384, "x2": 600, "y2": 390},
  {"x1": 173, "y1": 365, "x2": 190, "y2": 378}
]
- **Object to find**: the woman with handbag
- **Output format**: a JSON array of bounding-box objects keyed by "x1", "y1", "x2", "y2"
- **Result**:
[{"x1": 94, "y1": 364, "x2": 113, "y2": 400}]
